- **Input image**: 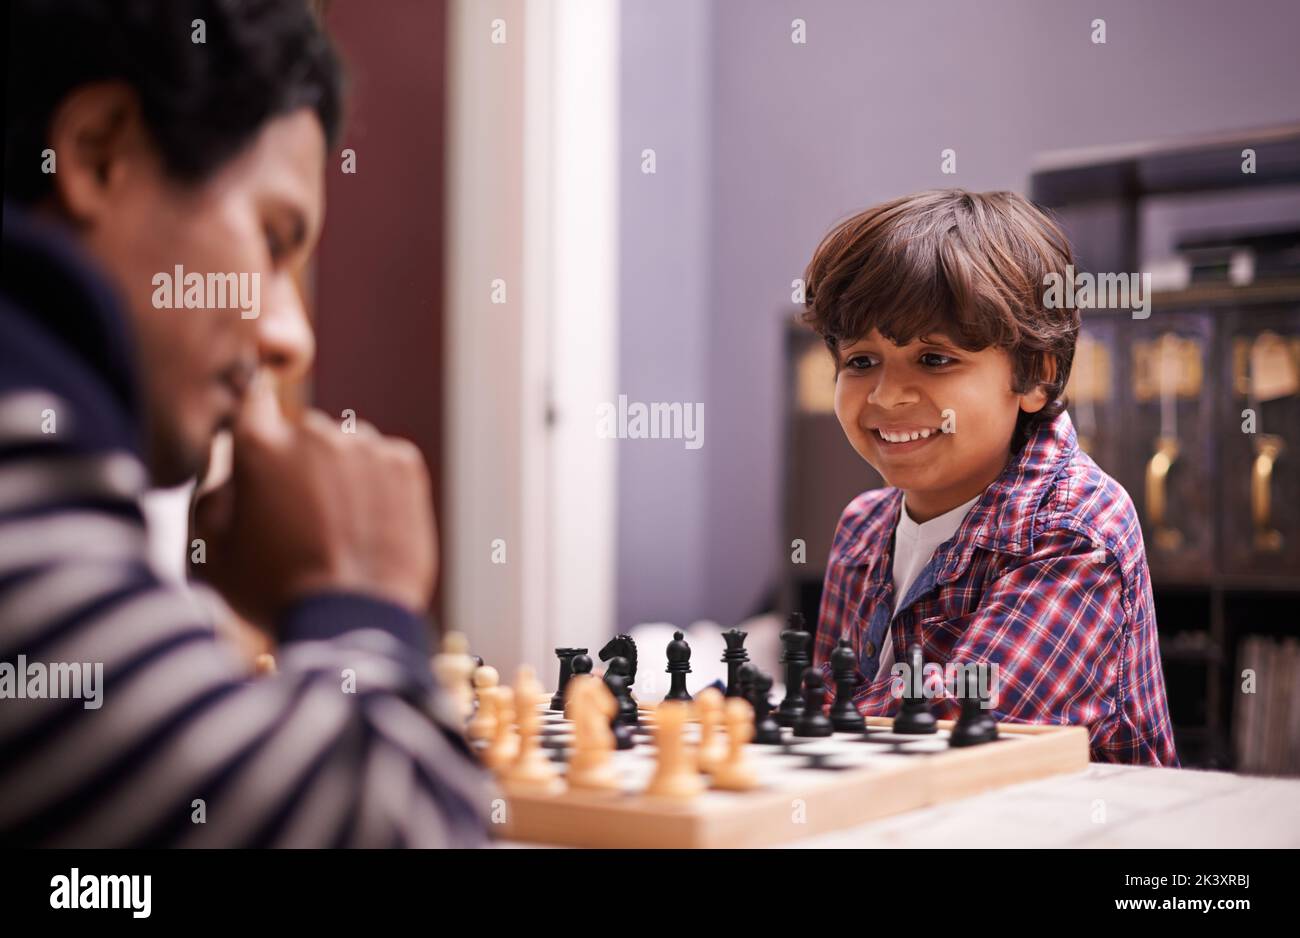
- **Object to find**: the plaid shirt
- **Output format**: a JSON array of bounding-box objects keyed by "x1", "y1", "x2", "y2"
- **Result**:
[{"x1": 813, "y1": 409, "x2": 1179, "y2": 766}]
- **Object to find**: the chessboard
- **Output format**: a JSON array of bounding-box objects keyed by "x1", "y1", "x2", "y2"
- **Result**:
[{"x1": 486, "y1": 701, "x2": 1090, "y2": 849}]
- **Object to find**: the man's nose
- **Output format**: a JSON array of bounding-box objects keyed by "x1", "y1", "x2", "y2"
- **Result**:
[{"x1": 255, "y1": 275, "x2": 316, "y2": 385}]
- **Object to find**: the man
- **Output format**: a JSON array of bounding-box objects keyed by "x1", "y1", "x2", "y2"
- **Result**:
[{"x1": 0, "y1": 0, "x2": 491, "y2": 846}]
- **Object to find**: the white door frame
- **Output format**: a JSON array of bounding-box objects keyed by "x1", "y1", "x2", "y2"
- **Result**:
[{"x1": 445, "y1": 0, "x2": 619, "y2": 678}]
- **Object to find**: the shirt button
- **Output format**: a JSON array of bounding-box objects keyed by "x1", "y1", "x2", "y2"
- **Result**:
[{"x1": 864, "y1": 641, "x2": 876, "y2": 657}]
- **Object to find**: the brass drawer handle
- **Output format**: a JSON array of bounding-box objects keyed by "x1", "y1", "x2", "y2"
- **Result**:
[
  {"x1": 1145, "y1": 436, "x2": 1183, "y2": 551},
  {"x1": 1252, "y1": 434, "x2": 1285, "y2": 553}
]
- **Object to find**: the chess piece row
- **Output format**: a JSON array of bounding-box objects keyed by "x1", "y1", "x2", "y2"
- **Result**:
[
  {"x1": 821, "y1": 640, "x2": 999, "y2": 747},
  {"x1": 444, "y1": 625, "x2": 997, "y2": 766},
  {"x1": 468, "y1": 662, "x2": 763, "y2": 800},
  {"x1": 547, "y1": 615, "x2": 813, "y2": 710},
  {"x1": 722, "y1": 637, "x2": 997, "y2": 748}
]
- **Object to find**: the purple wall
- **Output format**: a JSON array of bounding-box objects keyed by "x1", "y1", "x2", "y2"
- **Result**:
[{"x1": 617, "y1": 0, "x2": 715, "y2": 627}]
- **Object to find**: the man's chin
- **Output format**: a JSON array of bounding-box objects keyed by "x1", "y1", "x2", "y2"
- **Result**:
[{"x1": 147, "y1": 432, "x2": 215, "y2": 489}]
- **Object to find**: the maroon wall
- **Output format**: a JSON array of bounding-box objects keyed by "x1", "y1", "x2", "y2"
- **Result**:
[{"x1": 313, "y1": 0, "x2": 447, "y2": 616}]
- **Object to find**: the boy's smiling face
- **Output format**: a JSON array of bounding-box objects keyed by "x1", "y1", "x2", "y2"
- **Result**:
[{"x1": 834, "y1": 329, "x2": 1049, "y2": 523}]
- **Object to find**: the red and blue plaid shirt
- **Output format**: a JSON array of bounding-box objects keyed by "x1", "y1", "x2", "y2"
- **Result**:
[{"x1": 813, "y1": 409, "x2": 1179, "y2": 766}]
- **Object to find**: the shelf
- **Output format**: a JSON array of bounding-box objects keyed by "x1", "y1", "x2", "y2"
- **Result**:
[
  {"x1": 1159, "y1": 644, "x2": 1222, "y2": 665},
  {"x1": 1151, "y1": 280, "x2": 1300, "y2": 308},
  {"x1": 1154, "y1": 576, "x2": 1300, "y2": 593},
  {"x1": 1031, "y1": 122, "x2": 1300, "y2": 206}
]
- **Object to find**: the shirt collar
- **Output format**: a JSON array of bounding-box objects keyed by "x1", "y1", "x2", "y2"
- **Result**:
[
  {"x1": 1, "y1": 200, "x2": 142, "y2": 421},
  {"x1": 897, "y1": 491, "x2": 981, "y2": 546},
  {"x1": 960, "y1": 409, "x2": 1077, "y2": 557}
]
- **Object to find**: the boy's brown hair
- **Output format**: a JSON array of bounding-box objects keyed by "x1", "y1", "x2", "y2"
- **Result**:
[{"x1": 802, "y1": 189, "x2": 1079, "y2": 452}]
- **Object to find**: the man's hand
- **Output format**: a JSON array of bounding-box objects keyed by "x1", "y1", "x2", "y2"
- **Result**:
[{"x1": 193, "y1": 376, "x2": 437, "y2": 628}]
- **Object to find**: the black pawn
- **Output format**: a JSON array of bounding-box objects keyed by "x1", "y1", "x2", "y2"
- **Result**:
[
  {"x1": 792, "y1": 668, "x2": 833, "y2": 737},
  {"x1": 606, "y1": 656, "x2": 639, "y2": 727},
  {"x1": 892, "y1": 644, "x2": 937, "y2": 735},
  {"x1": 735, "y1": 662, "x2": 758, "y2": 704},
  {"x1": 776, "y1": 613, "x2": 811, "y2": 728},
  {"x1": 829, "y1": 639, "x2": 865, "y2": 733},
  {"x1": 664, "y1": 631, "x2": 693, "y2": 702},
  {"x1": 721, "y1": 628, "x2": 750, "y2": 697},
  {"x1": 612, "y1": 721, "x2": 636, "y2": 750},
  {"x1": 750, "y1": 671, "x2": 782, "y2": 744},
  {"x1": 563, "y1": 654, "x2": 593, "y2": 720},
  {"x1": 949, "y1": 688, "x2": 998, "y2": 747},
  {"x1": 551, "y1": 647, "x2": 586, "y2": 711}
]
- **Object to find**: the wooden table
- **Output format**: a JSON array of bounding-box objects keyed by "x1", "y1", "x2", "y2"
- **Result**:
[{"x1": 499, "y1": 763, "x2": 1300, "y2": 848}]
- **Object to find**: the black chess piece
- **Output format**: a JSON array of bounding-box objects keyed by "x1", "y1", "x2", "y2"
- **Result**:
[
  {"x1": 892, "y1": 644, "x2": 937, "y2": 735},
  {"x1": 612, "y1": 720, "x2": 636, "y2": 750},
  {"x1": 829, "y1": 639, "x2": 866, "y2": 733},
  {"x1": 792, "y1": 668, "x2": 833, "y2": 737},
  {"x1": 605, "y1": 656, "x2": 640, "y2": 727},
  {"x1": 601, "y1": 658, "x2": 627, "y2": 700},
  {"x1": 721, "y1": 628, "x2": 750, "y2": 697},
  {"x1": 735, "y1": 662, "x2": 757, "y2": 704},
  {"x1": 551, "y1": 647, "x2": 586, "y2": 711},
  {"x1": 750, "y1": 670, "x2": 783, "y2": 744},
  {"x1": 948, "y1": 687, "x2": 998, "y2": 747},
  {"x1": 599, "y1": 634, "x2": 638, "y2": 692},
  {"x1": 776, "y1": 613, "x2": 811, "y2": 728},
  {"x1": 664, "y1": 631, "x2": 693, "y2": 702},
  {"x1": 561, "y1": 653, "x2": 594, "y2": 720}
]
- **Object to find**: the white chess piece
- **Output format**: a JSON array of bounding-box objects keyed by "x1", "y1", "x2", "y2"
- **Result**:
[
  {"x1": 431, "y1": 631, "x2": 476, "y2": 723},
  {"x1": 693, "y1": 687, "x2": 727, "y2": 774},
  {"x1": 502, "y1": 666, "x2": 564, "y2": 795},
  {"x1": 566, "y1": 675, "x2": 620, "y2": 793},
  {"x1": 468, "y1": 665, "x2": 500, "y2": 742},
  {"x1": 484, "y1": 686, "x2": 519, "y2": 772},
  {"x1": 711, "y1": 698, "x2": 759, "y2": 791},
  {"x1": 645, "y1": 700, "x2": 704, "y2": 800}
]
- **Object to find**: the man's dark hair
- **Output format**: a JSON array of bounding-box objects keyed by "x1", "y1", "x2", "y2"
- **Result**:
[{"x1": 5, "y1": 0, "x2": 344, "y2": 205}]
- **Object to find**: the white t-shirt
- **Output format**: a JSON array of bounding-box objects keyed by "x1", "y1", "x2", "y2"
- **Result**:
[{"x1": 874, "y1": 493, "x2": 980, "y2": 678}]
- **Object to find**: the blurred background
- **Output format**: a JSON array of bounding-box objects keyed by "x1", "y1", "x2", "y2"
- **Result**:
[{"x1": 295, "y1": 0, "x2": 1300, "y2": 772}]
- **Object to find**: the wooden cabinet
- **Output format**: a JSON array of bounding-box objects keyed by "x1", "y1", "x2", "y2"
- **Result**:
[
  {"x1": 1220, "y1": 308, "x2": 1300, "y2": 577},
  {"x1": 1068, "y1": 318, "x2": 1123, "y2": 476},
  {"x1": 1126, "y1": 313, "x2": 1218, "y2": 581}
]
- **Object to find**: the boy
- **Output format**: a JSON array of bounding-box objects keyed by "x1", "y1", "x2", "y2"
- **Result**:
[
  {"x1": 1, "y1": 0, "x2": 489, "y2": 845},
  {"x1": 803, "y1": 189, "x2": 1178, "y2": 766}
]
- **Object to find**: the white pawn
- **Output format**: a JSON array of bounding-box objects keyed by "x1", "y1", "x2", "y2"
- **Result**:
[
  {"x1": 693, "y1": 687, "x2": 727, "y2": 774},
  {"x1": 711, "y1": 698, "x2": 759, "y2": 791},
  {"x1": 502, "y1": 666, "x2": 564, "y2": 796},
  {"x1": 566, "y1": 675, "x2": 620, "y2": 793},
  {"x1": 645, "y1": 700, "x2": 704, "y2": 800},
  {"x1": 431, "y1": 631, "x2": 476, "y2": 723},
  {"x1": 484, "y1": 686, "x2": 519, "y2": 773},
  {"x1": 468, "y1": 665, "x2": 500, "y2": 742}
]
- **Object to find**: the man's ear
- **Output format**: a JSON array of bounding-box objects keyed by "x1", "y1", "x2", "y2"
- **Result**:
[{"x1": 44, "y1": 81, "x2": 149, "y2": 226}]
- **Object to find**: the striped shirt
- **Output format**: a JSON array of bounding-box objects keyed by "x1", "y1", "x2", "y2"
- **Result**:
[
  {"x1": 0, "y1": 203, "x2": 492, "y2": 846},
  {"x1": 813, "y1": 409, "x2": 1180, "y2": 766}
]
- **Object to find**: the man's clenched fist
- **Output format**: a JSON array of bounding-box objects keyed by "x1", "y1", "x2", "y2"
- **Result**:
[{"x1": 193, "y1": 377, "x2": 437, "y2": 628}]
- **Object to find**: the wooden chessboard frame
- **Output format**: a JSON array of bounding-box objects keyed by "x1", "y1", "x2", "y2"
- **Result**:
[{"x1": 496, "y1": 715, "x2": 1090, "y2": 849}]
